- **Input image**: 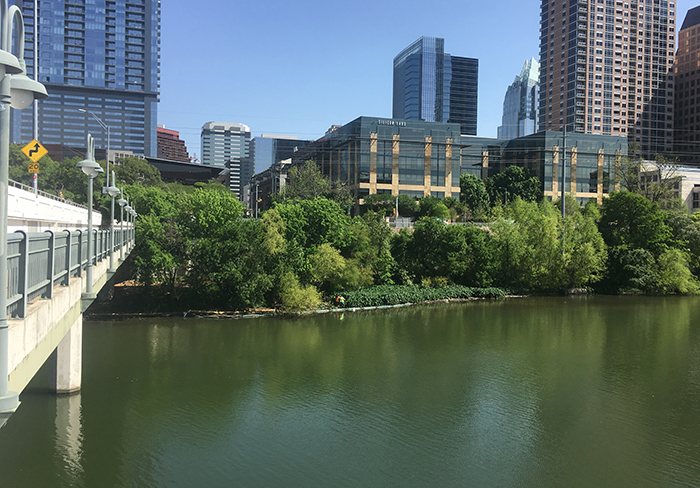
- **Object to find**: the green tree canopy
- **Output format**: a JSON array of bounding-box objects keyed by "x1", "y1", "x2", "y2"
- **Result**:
[
  {"x1": 599, "y1": 191, "x2": 672, "y2": 255},
  {"x1": 459, "y1": 173, "x2": 490, "y2": 217},
  {"x1": 485, "y1": 165, "x2": 542, "y2": 206}
]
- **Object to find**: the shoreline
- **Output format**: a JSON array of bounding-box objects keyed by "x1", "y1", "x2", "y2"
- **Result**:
[{"x1": 85, "y1": 295, "x2": 529, "y2": 321}]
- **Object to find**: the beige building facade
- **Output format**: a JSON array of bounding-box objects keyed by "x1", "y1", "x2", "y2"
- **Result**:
[{"x1": 539, "y1": 0, "x2": 676, "y2": 158}]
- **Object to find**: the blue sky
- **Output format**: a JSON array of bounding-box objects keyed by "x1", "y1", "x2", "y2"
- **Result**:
[{"x1": 158, "y1": 0, "x2": 695, "y2": 161}]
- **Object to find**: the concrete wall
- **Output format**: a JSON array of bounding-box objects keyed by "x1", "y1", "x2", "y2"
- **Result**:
[
  {"x1": 8, "y1": 184, "x2": 102, "y2": 232},
  {"x1": 6, "y1": 241, "x2": 128, "y2": 394}
]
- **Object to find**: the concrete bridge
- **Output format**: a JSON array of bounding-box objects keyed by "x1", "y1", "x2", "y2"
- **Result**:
[{"x1": 3, "y1": 181, "x2": 133, "y2": 420}]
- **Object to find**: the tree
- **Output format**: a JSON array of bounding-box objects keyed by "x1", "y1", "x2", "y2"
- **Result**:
[
  {"x1": 275, "y1": 160, "x2": 353, "y2": 206},
  {"x1": 599, "y1": 191, "x2": 676, "y2": 292},
  {"x1": 562, "y1": 211, "x2": 607, "y2": 289},
  {"x1": 459, "y1": 173, "x2": 489, "y2": 217},
  {"x1": 599, "y1": 191, "x2": 672, "y2": 255},
  {"x1": 485, "y1": 166, "x2": 542, "y2": 206},
  {"x1": 114, "y1": 156, "x2": 162, "y2": 186},
  {"x1": 618, "y1": 154, "x2": 683, "y2": 210}
]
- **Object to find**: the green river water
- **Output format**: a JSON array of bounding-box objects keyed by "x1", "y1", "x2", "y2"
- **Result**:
[{"x1": 1, "y1": 295, "x2": 700, "y2": 487}]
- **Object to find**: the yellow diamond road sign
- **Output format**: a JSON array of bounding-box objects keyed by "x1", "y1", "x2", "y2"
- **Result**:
[{"x1": 22, "y1": 139, "x2": 48, "y2": 163}]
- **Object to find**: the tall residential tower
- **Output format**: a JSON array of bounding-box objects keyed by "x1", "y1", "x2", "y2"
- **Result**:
[
  {"x1": 392, "y1": 36, "x2": 478, "y2": 135},
  {"x1": 10, "y1": 0, "x2": 161, "y2": 158},
  {"x1": 498, "y1": 58, "x2": 540, "y2": 139},
  {"x1": 538, "y1": 0, "x2": 676, "y2": 157},
  {"x1": 674, "y1": 6, "x2": 700, "y2": 161}
]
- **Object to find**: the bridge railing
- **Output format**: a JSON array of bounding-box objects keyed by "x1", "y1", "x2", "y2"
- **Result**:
[{"x1": 5, "y1": 227, "x2": 134, "y2": 318}]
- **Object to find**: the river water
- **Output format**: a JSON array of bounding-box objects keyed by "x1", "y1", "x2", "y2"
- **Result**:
[{"x1": 1, "y1": 296, "x2": 700, "y2": 487}]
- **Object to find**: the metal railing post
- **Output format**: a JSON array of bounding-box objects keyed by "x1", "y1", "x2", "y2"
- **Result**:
[
  {"x1": 17, "y1": 231, "x2": 28, "y2": 319},
  {"x1": 46, "y1": 230, "x2": 55, "y2": 299},
  {"x1": 64, "y1": 230, "x2": 71, "y2": 286}
]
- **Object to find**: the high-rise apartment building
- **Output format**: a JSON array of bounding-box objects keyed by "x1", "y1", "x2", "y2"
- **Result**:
[
  {"x1": 10, "y1": 0, "x2": 161, "y2": 158},
  {"x1": 392, "y1": 36, "x2": 478, "y2": 135},
  {"x1": 674, "y1": 6, "x2": 700, "y2": 161},
  {"x1": 200, "y1": 122, "x2": 251, "y2": 167},
  {"x1": 498, "y1": 58, "x2": 540, "y2": 139},
  {"x1": 157, "y1": 126, "x2": 190, "y2": 162},
  {"x1": 251, "y1": 134, "x2": 311, "y2": 174},
  {"x1": 538, "y1": 0, "x2": 676, "y2": 157}
]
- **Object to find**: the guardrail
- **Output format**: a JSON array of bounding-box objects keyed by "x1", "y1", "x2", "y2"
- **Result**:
[
  {"x1": 5, "y1": 226, "x2": 134, "y2": 318},
  {"x1": 8, "y1": 179, "x2": 90, "y2": 211}
]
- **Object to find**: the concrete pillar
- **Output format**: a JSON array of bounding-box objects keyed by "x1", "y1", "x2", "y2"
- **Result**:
[
  {"x1": 369, "y1": 133, "x2": 377, "y2": 194},
  {"x1": 570, "y1": 146, "x2": 578, "y2": 194},
  {"x1": 423, "y1": 136, "x2": 432, "y2": 196},
  {"x1": 598, "y1": 148, "x2": 606, "y2": 204},
  {"x1": 552, "y1": 145, "x2": 560, "y2": 195},
  {"x1": 49, "y1": 316, "x2": 82, "y2": 394},
  {"x1": 391, "y1": 134, "x2": 400, "y2": 195},
  {"x1": 446, "y1": 138, "x2": 453, "y2": 197}
]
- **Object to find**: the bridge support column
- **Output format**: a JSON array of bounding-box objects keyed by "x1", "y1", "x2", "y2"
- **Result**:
[{"x1": 49, "y1": 316, "x2": 82, "y2": 394}]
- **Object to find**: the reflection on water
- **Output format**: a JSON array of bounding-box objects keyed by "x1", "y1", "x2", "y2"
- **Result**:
[
  {"x1": 0, "y1": 296, "x2": 699, "y2": 487},
  {"x1": 55, "y1": 394, "x2": 84, "y2": 481}
]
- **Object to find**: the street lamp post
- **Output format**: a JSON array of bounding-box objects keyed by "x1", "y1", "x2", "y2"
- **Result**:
[
  {"x1": 124, "y1": 200, "x2": 132, "y2": 252},
  {"x1": 118, "y1": 189, "x2": 126, "y2": 262},
  {"x1": 105, "y1": 170, "x2": 119, "y2": 272},
  {"x1": 0, "y1": 0, "x2": 48, "y2": 417},
  {"x1": 78, "y1": 109, "x2": 117, "y2": 271},
  {"x1": 79, "y1": 108, "x2": 109, "y2": 166},
  {"x1": 76, "y1": 134, "x2": 104, "y2": 299}
]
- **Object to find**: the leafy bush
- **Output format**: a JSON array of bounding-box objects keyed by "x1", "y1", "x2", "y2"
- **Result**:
[
  {"x1": 341, "y1": 285, "x2": 508, "y2": 308},
  {"x1": 278, "y1": 272, "x2": 322, "y2": 312}
]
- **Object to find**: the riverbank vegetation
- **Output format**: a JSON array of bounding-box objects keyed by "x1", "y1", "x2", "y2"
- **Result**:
[
  {"x1": 11, "y1": 146, "x2": 698, "y2": 312},
  {"x1": 119, "y1": 161, "x2": 700, "y2": 312}
]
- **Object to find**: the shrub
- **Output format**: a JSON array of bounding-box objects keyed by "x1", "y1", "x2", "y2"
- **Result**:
[
  {"x1": 341, "y1": 285, "x2": 508, "y2": 308},
  {"x1": 278, "y1": 272, "x2": 322, "y2": 312}
]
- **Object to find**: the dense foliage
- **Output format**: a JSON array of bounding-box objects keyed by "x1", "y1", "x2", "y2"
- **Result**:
[
  {"x1": 342, "y1": 285, "x2": 508, "y2": 308},
  {"x1": 127, "y1": 186, "x2": 700, "y2": 312},
  {"x1": 23, "y1": 148, "x2": 694, "y2": 312}
]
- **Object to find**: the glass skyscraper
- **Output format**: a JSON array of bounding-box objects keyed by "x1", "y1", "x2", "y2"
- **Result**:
[
  {"x1": 10, "y1": 0, "x2": 160, "y2": 158},
  {"x1": 392, "y1": 36, "x2": 478, "y2": 135},
  {"x1": 498, "y1": 58, "x2": 539, "y2": 140},
  {"x1": 251, "y1": 134, "x2": 311, "y2": 174}
]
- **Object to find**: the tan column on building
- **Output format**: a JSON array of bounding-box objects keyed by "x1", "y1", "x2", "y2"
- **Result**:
[
  {"x1": 614, "y1": 149, "x2": 621, "y2": 193},
  {"x1": 445, "y1": 138, "x2": 453, "y2": 198},
  {"x1": 423, "y1": 136, "x2": 432, "y2": 197},
  {"x1": 481, "y1": 150, "x2": 489, "y2": 180},
  {"x1": 596, "y1": 148, "x2": 605, "y2": 203},
  {"x1": 353, "y1": 141, "x2": 358, "y2": 186},
  {"x1": 570, "y1": 147, "x2": 578, "y2": 194},
  {"x1": 328, "y1": 149, "x2": 333, "y2": 182},
  {"x1": 552, "y1": 145, "x2": 560, "y2": 195},
  {"x1": 392, "y1": 134, "x2": 400, "y2": 195},
  {"x1": 369, "y1": 133, "x2": 377, "y2": 194}
]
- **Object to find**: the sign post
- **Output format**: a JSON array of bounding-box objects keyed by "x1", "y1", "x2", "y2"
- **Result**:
[{"x1": 22, "y1": 139, "x2": 47, "y2": 194}]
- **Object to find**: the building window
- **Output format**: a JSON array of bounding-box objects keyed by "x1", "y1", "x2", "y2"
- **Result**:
[{"x1": 694, "y1": 190, "x2": 700, "y2": 209}]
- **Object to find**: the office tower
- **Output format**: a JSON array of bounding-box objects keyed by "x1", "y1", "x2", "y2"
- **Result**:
[
  {"x1": 392, "y1": 36, "x2": 478, "y2": 135},
  {"x1": 251, "y1": 134, "x2": 311, "y2": 174},
  {"x1": 226, "y1": 157, "x2": 255, "y2": 198},
  {"x1": 200, "y1": 122, "x2": 251, "y2": 167},
  {"x1": 157, "y1": 126, "x2": 190, "y2": 162},
  {"x1": 498, "y1": 58, "x2": 540, "y2": 139},
  {"x1": 10, "y1": 0, "x2": 161, "y2": 158},
  {"x1": 538, "y1": 0, "x2": 676, "y2": 157},
  {"x1": 674, "y1": 6, "x2": 700, "y2": 161}
]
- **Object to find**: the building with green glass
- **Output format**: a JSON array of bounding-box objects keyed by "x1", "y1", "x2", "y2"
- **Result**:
[{"x1": 292, "y1": 117, "x2": 627, "y2": 207}]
